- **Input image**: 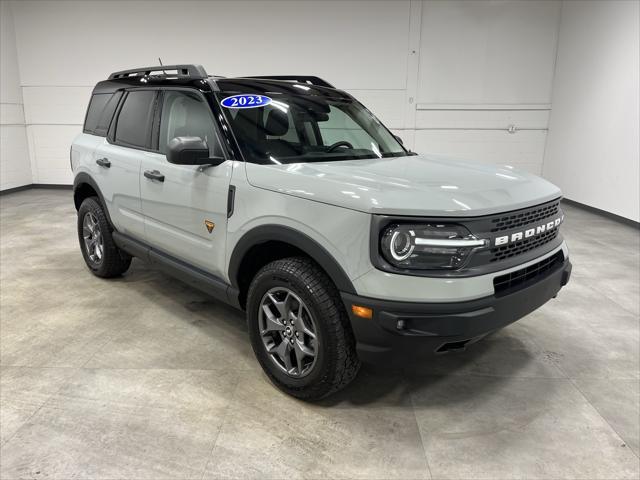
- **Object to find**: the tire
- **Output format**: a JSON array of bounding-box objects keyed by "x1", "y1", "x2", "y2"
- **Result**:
[
  {"x1": 247, "y1": 257, "x2": 360, "y2": 400},
  {"x1": 77, "y1": 197, "x2": 131, "y2": 278}
]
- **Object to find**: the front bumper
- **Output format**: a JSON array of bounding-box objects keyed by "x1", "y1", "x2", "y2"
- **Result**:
[{"x1": 341, "y1": 256, "x2": 572, "y2": 364}]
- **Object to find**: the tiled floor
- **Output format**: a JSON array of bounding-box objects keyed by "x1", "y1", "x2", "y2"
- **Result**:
[{"x1": 1, "y1": 189, "x2": 638, "y2": 479}]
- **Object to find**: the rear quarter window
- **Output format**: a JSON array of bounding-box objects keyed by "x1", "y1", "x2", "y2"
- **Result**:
[{"x1": 83, "y1": 91, "x2": 123, "y2": 137}]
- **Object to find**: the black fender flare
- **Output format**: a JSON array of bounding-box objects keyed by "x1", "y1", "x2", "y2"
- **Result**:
[
  {"x1": 73, "y1": 172, "x2": 114, "y2": 227},
  {"x1": 228, "y1": 225, "x2": 357, "y2": 295}
]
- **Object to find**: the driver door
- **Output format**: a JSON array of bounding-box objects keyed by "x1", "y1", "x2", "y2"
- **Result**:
[{"x1": 140, "y1": 89, "x2": 232, "y2": 278}]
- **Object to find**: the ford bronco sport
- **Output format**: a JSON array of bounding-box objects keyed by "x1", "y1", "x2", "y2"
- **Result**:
[{"x1": 71, "y1": 64, "x2": 571, "y2": 399}]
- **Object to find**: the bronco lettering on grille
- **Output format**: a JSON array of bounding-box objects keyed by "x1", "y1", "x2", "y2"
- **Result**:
[{"x1": 494, "y1": 215, "x2": 564, "y2": 246}]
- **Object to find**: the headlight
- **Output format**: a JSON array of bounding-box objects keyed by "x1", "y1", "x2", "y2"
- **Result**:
[{"x1": 380, "y1": 223, "x2": 487, "y2": 270}]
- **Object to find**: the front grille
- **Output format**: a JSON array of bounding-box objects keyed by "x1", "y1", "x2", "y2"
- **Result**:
[
  {"x1": 490, "y1": 201, "x2": 560, "y2": 233},
  {"x1": 490, "y1": 228, "x2": 559, "y2": 262},
  {"x1": 371, "y1": 198, "x2": 564, "y2": 278},
  {"x1": 493, "y1": 250, "x2": 564, "y2": 295}
]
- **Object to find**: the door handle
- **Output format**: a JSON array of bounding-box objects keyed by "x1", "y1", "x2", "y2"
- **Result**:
[
  {"x1": 144, "y1": 169, "x2": 165, "y2": 182},
  {"x1": 96, "y1": 157, "x2": 111, "y2": 168}
]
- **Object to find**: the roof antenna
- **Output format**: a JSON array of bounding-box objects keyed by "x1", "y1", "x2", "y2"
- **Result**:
[{"x1": 158, "y1": 57, "x2": 167, "y2": 75}]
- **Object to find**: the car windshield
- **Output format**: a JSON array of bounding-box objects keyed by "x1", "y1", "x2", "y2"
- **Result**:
[{"x1": 216, "y1": 92, "x2": 409, "y2": 164}]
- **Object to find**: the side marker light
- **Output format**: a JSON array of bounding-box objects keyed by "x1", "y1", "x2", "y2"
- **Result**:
[{"x1": 352, "y1": 305, "x2": 373, "y2": 319}]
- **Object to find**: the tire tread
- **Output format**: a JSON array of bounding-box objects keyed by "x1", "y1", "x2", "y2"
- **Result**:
[
  {"x1": 247, "y1": 256, "x2": 360, "y2": 400},
  {"x1": 78, "y1": 197, "x2": 131, "y2": 278}
]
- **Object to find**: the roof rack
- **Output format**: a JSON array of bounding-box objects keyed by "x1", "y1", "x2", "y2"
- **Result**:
[
  {"x1": 108, "y1": 64, "x2": 208, "y2": 80},
  {"x1": 245, "y1": 75, "x2": 335, "y2": 89}
]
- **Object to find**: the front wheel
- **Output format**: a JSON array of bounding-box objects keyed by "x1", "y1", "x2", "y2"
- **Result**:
[
  {"x1": 77, "y1": 197, "x2": 131, "y2": 278},
  {"x1": 246, "y1": 257, "x2": 360, "y2": 400}
]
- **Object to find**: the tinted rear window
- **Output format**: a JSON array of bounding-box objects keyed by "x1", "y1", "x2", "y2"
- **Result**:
[
  {"x1": 114, "y1": 90, "x2": 157, "y2": 148},
  {"x1": 84, "y1": 94, "x2": 110, "y2": 134},
  {"x1": 83, "y1": 92, "x2": 123, "y2": 136},
  {"x1": 94, "y1": 92, "x2": 123, "y2": 136}
]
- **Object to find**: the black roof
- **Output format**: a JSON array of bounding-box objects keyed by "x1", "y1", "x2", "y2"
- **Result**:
[
  {"x1": 214, "y1": 78, "x2": 350, "y2": 99},
  {"x1": 93, "y1": 64, "x2": 349, "y2": 99}
]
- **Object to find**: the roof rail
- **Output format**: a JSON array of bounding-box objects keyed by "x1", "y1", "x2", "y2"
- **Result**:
[
  {"x1": 245, "y1": 75, "x2": 335, "y2": 89},
  {"x1": 108, "y1": 64, "x2": 208, "y2": 80}
]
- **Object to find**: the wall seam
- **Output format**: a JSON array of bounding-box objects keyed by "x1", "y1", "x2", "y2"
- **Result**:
[
  {"x1": 0, "y1": 0, "x2": 32, "y2": 190},
  {"x1": 401, "y1": 0, "x2": 422, "y2": 148},
  {"x1": 9, "y1": 0, "x2": 38, "y2": 184},
  {"x1": 540, "y1": 0, "x2": 565, "y2": 179}
]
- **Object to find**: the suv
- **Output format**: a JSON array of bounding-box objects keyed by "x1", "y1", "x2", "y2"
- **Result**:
[{"x1": 71, "y1": 64, "x2": 571, "y2": 399}]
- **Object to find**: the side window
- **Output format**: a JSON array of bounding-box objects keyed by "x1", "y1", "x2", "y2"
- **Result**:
[
  {"x1": 93, "y1": 91, "x2": 123, "y2": 136},
  {"x1": 114, "y1": 90, "x2": 157, "y2": 148},
  {"x1": 159, "y1": 90, "x2": 222, "y2": 157},
  {"x1": 83, "y1": 94, "x2": 111, "y2": 134}
]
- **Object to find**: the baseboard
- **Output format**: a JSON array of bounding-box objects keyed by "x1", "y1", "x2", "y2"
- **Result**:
[
  {"x1": 561, "y1": 198, "x2": 639, "y2": 229},
  {"x1": 0, "y1": 184, "x2": 33, "y2": 195},
  {"x1": 0, "y1": 183, "x2": 72, "y2": 196},
  {"x1": 31, "y1": 183, "x2": 73, "y2": 190}
]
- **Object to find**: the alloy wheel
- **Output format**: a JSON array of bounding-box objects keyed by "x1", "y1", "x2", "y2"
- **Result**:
[
  {"x1": 259, "y1": 287, "x2": 318, "y2": 377},
  {"x1": 82, "y1": 212, "x2": 104, "y2": 265}
]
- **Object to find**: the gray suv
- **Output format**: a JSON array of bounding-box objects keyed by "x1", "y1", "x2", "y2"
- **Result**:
[{"x1": 71, "y1": 64, "x2": 571, "y2": 399}]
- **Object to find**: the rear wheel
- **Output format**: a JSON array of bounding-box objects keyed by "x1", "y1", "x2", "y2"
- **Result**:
[
  {"x1": 77, "y1": 197, "x2": 131, "y2": 278},
  {"x1": 247, "y1": 257, "x2": 360, "y2": 400}
]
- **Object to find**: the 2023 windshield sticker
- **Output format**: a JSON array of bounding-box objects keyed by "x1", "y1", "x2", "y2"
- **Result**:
[{"x1": 221, "y1": 94, "x2": 272, "y2": 109}]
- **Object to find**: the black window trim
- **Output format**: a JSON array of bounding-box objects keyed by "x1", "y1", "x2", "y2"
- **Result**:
[{"x1": 108, "y1": 88, "x2": 160, "y2": 153}]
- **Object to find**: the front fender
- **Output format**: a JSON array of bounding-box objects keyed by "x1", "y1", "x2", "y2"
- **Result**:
[{"x1": 228, "y1": 224, "x2": 357, "y2": 294}]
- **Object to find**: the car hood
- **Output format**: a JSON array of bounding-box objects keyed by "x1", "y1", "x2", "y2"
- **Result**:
[{"x1": 245, "y1": 154, "x2": 562, "y2": 216}]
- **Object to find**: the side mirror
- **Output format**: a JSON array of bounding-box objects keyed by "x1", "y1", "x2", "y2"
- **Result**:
[
  {"x1": 394, "y1": 135, "x2": 404, "y2": 145},
  {"x1": 166, "y1": 136, "x2": 225, "y2": 166}
]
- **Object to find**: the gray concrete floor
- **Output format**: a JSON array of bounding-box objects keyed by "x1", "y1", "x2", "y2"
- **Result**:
[{"x1": 0, "y1": 189, "x2": 638, "y2": 480}]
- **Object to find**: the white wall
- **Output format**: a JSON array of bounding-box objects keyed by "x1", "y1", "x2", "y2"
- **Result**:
[
  {"x1": 543, "y1": 1, "x2": 640, "y2": 222},
  {"x1": 4, "y1": 0, "x2": 561, "y2": 189},
  {"x1": 412, "y1": 0, "x2": 560, "y2": 174},
  {"x1": 0, "y1": 0, "x2": 31, "y2": 190},
  {"x1": 9, "y1": 0, "x2": 413, "y2": 185},
  {"x1": 4, "y1": 0, "x2": 636, "y2": 220}
]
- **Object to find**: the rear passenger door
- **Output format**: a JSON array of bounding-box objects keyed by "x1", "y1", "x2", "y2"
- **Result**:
[
  {"x1": 139, "y1": 89, "x2": 232, "y2": 279},
  {"x1": 76, "y1": 91, "x2": 123, "y2": 201},
  {"x1": 94, "y1": 89, "x2": 158, "y2": 240}
]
